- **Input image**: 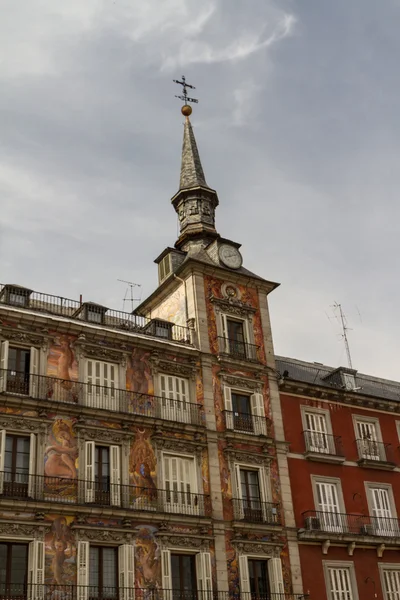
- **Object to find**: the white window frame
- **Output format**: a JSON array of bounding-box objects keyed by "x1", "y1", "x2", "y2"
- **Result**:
[
  {"x1": 161, "y1": 452, "x2": 199, "y2": 516},
  {"x1": 353, "y1": 415, "x2": 384, "y2": 461},
  {"x1": 239, "y1": 555, "x2": 284, "y2": 596},
  {"x1": 83, "y1": 441, "x2": 122, "y2": 507},
  {"x1": 223, "y1": 385, "x2": 266, "y2": 436},
  {"x1": 0, "y1": 536, "x2": 44, "y2": 600},
  {"x1": 378, "y1": 563, "x2": 400, "y2": 600},
  {"x1": 84, "y1": 358, "x2": 121, "y2": 412},
  {"x1": 323, "y1": 561, "x2": 359, "y2": 600},
  {"x1": 77, "y1": 541, "x2": 135, "y2": 600},
  {"x1": 233, "y1": 462, "x2": 273, "y2": 522},
  {"x1": 0, "y1": 429, "x2": 38, "y2": 497},
  {"x1": 217, "y1": 313, "x2": 256, "y2": 360},
  {"x1": 301, "y1": 406, "x2": 334, "y2": 454},
  {"x1": 158, "y1": 373, "x2": 191, "y2": 424},
  {"x1": 161, "y1": 548, "x2": 212, "y2": 600},
  {"x1": 311, "y1": 476, "x2": 345, "y2": 533},
  {"x1": 365, "y1": 482, "x2": 397, "y2": 537},
  {"x1": 0, "y1": 342, "x2": 40, "y2": 397}
]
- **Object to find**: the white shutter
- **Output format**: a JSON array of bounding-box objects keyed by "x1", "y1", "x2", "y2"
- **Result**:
[
  {"x1": 162, "y1": 549, "x2": 172, "y2": 600},
  {"x1": 119, "y1": 544, "x2": 135, "y2": 600},
  {"x1": 29, "y1": 347, "x2": 39, "y2": 398},
  {"x1": 383, "y1": 570, "x2": 400, "y2": 600},
  {"x1": 0, "y1": 340, "x2": 9, "y2": 393},
  {"x1": 0, "y1": 429, "x2": 5, "y2": 494},
  {"x1": 84, "y1": 441, "x2": 95, "y2": 503},
  {"x1": 239, "y1": 555, "x2": 250, "y2": 594},
  {"x1": 85, "y1": 360, "x2": 94, "y2": 407},
  {"x1": 234, "y1": 465, "x2": 244, "y2": 519},
  {"x1": 316, "y1": 482, "x2": 341, "y2": 532},
  {"x1": 28, "y1": 433, "x2": 36, "y2": 498},
  {"x1": 258, "y1": 467, "x2": 273, "y2": 522},
  {"x1": 268, "y1": 558, "x2": 285, "y2": 595},
  {"x1": 328, "y1": 567, "x2": 353, "y2": 600},
  {"x1": 196, "y1": 552, "x2": 212, "y2": 600},
  {"x1": 357, "y1": 421, "x2": 379, "y2": 460},
  {"x1": 77, "y1": 541, "x2": 89, "y2": 600},
  {"x1": 110, "y1": 445, "x2": 121, "y2": 506},
  {"x1": 224, "y1": 387, "x2": 233, "y2": 430},
  {"x1": 305, "y1": 412, "x2": 329, "y2": 453},
  {"x1": 371, "y1": 487, "x2": 393, "y2": 535},
  {"x1": 160, "y1": 375, "x2": 189, "y2": 423},
  {"x1": 220, "y1": 314, "x2": 229, "y2": 352},
  {"x1": 28, "y1": 540, "x2": 45, "y2": 600},
  {"x1": 250, "y1": 393, "x2": 267, "y2": 435}
]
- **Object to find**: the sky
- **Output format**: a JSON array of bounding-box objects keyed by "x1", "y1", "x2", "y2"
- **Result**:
[{"x1": 0, "y1": 0, "x2": 399, "y2": 380}]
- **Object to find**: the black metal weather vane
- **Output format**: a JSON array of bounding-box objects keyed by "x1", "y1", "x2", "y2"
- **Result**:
[{"x1": 173, "y1": 75, "x2": 199, "y2": 106}]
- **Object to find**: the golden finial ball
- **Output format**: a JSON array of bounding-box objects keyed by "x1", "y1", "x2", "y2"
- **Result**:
[{"x1": 181, "y1": 104, "x2": 192, "y2": 117}]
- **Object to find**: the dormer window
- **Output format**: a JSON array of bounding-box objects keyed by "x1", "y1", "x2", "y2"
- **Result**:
[
  {"x1": 159, "y1": 254, "x2": 172, "y2": 284},
  {"x1": 86, "y1": 307, "x2": 104, "y2": 324},
  {"x1": 322, "y1": 367, "x2": 358, "y2": 391},
  {"x1": 144, "y1": 318, "x2": 173, "y2": 340},
  {"x1": 0, "y1": 285, "x2": 32, "y2": 308}
]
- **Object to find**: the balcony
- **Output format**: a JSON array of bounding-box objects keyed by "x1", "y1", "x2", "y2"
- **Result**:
[
  {"x1": 303, "y1": 431, "x2": 345, "y2": 464},
  {"x1": 217, "y1": 337, "x2": 260, "y2": 363},
  {"x1": 0, "y1": 473, "x2": 211, "y2": 517},
  {"x1": 0, "y1": 283, "x2": 192, "y2": 345},
  {"x1": 0, "y1": 588, "x2": 310, "y2": 600},
  {"x1": 0, "y1": 370, "x2": 203, "y2": 426},
  {"x1": 301, "y1": 510, "x2": 400, "y2": 541},
  {"x1": 232, "y1": 499, "x2": 281, "y2": 525},
  {"x1": 355, "y1": 439, "x2": 396, "y2": 470},
  {"x1": 224, "y1": 411, "x2": 268, "y2": 437}
]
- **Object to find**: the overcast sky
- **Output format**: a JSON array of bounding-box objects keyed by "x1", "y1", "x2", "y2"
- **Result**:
[{"x1": 0, "y1": 0, "x2": 399, "y2": 380}]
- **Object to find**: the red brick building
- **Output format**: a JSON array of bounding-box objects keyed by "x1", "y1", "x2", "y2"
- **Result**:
[{"x1": 277, "y1": 356, "x2": 400, "y2": 600}]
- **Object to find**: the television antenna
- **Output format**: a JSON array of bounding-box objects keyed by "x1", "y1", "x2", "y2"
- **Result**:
[
  {"x1": 117, "y1": 279, "x2": 142, "y2": 312},
  {"x1": 331, "y1": 302, "x2": 353, "y2": 370}
]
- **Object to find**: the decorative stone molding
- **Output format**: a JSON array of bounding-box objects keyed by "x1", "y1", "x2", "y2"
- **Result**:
[
  {"x1": 76, "y1": 343, "x2": 127, "y2": 366},
  {"x1": 74, "y1": 527, "x2": 134, "y2": 544},
  {"x1": 158, "y1": 535, "x2": 210, "y2": 550},
  {"x1": 0, "y1": 329, "x2": 48, "y2": 350},
  {"x1": 347, "y1": 542, "x2": 356, "y2": 556},
  {"x1": 0, "y1": 416, "x2": 48, "y2": 439},
  {"x1": 234, "y1": 542, "x2": 282, "y2": 557},
  {"x1": 77, "y1": 424, "x2": 134, "y2": 446},
  {"x1": 377, "y1": 543, "x2": 385, "y2": 558},
  {"x1": 221, "y1": 284, "x2": 241, "y2": 301},
  {"x1": 322, "y1": 540, "x2": 330, "y2": 555},
  {"x1": 0, "y1": 522, "x2": 50, "y2": 539},
  {"x1": 150, "y1": 352, "x2": 197, "y2": 381},
  {"x1": 153, "y1": 436, "x2": 206, "y2": 456},
  {"x1": 220, "y1": 373, "x2": 263, "y2": 392},
  {"x1": 210, "y1": 296, "x2": 256, "y2": 318},
  {"x1": 224, "y1": 445, "x2": 271, "y2": 466}
]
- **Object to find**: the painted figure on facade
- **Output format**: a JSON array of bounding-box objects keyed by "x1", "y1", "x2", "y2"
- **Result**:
[
  {"x1": 135, "y1": 526, "x2": 161, "y2": 591},
  {"x1": 45, "y1": 516, "x2": 76, "y2": 586},
  {"x1": 45, "y1": 419, "x2": 77, "y2": 479},
  {"x1": 130, "y1": 429, "x2": 157, "y2": 505},
  {"x1": 127, "y1": 349, "x2": 153, "y2": 395}
]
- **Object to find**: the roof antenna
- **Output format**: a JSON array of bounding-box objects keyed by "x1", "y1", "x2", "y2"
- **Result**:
[
  {"x1": 117, "y1": 279, "x2": 142, "y2": 313},
  {"x1": 331, "y1": 302, "x2": 353, "y2": 369}
]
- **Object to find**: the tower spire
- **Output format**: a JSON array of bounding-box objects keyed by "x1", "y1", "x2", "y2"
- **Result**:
[{"x1": 171, "y1": 76, "x2": 219, "y2": 251}]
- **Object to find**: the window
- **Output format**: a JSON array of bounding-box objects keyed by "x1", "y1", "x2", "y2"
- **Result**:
[
  {"x1": 163, "y1": 454, "x2": 198, "y2": 515},
  {"x1": 233, "y1": 465, "x2": 273, "y2": 523},
  {"x1": 0, "y1": 430, "x2": 36, "y2": 498},
  {"x1": 159, "y1": 255, "x2": 172, "y2": 284},
  {"x1": 0, "y1": 542, "x2": 28, "y2": 597},
  {"x1": 84, "y1": 442, "x2": 121, "y2": 506},
  {"x1": 379, "y1": 566, "x2": 400, "y2": 600},
  {"x1": 162, "y1": 550, "x2": 212, "y2": 600},
  {"x1": 219, "y1": 314, "x2": 256, "y2": 361},
  {"x1": 313, "y1": 479, "x2": 344, "y2": 532},
  {"x1": 324, "y1": 564, "x2": 358, "y2": 600},
  {"x1": 77, "y1": 542, "x2": 134, "y2": 600},
  {"x1": 304, "y1": 411, "x2": 331, "y2": 454},
  {"x1": 355, "y1": 418, "x2": 382, "y2": 461},
  {"x1": 85, "y1": 360, "x2": 119, "y2": 411},
  {"x1": 367, "y1": 485, "x2": 396, "y2": 536},
  {"x1": 160, "y1": 375, "x2": 190, "y2": 424},
  {"x1": 0, "y1": 342, "x2": 39, "y2": 397},
  {"x1": 239, "y1": 556, "x2": 284, "y2": 597},
  {"x1": 224, "y1": 388, "x2": 267, "y2": 436}
]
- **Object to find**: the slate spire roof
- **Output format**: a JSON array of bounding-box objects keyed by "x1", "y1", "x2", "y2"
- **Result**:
[{"x1": 179, "y1": 116, "x2": 209, "y2": 190}]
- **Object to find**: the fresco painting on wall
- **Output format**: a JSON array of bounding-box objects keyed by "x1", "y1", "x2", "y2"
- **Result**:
[
  {"x1": 150, "y1": 285, "x2": 186, "y2": 328},
  {"x1": 130, "y1": 429, "x2": 157, "y2": 508},
  {"x1": 135, "y1": 526, "x2": 161, "y2": 591},
  {"x1": 44, "y1": 418, "x2": 78, "y2": 500},
  {"x1": 45, "y1": 515, "x2": 76, "y2": 586},
  {"x1": 225, "y1": 533, "x2": 239, "y2": 595},
  {"x1": 47, "y1": 335, "x2": 79, "y2": 403},
  {"x1": 218, "y1": 440, "x2": 233, "y2": 520}
]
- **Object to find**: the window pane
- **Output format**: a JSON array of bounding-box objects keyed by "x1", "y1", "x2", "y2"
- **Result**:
[
  {"x1": 10, "y1": 545, "x2": 28, "y2": 584},
  {"x1": 102, "y1": 548, "x2": 117, "y2": 589},
  {"x1": 0, "y1": 545, "x2": 6, "y2": 585},
  {"x1": 89, "y1": 547, "x2": 99, "y2": 587}
]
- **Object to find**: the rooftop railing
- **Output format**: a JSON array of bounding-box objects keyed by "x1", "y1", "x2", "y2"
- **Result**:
[
  {"x1": 302, "y1": 510, "x2": 400, "y2": 538},
  {"x1": 303, "y1": 431, "x2": 344, "y2": 457},
  {"x1": 0, "y1": 283, "x2": 191, "y2": 345},
  {"x1": 0, "y1": 370, "x2": 203, "y2": 425},
  {"x1": 232, "y1": 499, "x2": 281, "y2": 525},
  {"x1": 224, "y1": 411, "x2": 269, "y2": 437},
  {"x1": 217, "y1": 337, "x2": 260, "y2": 363},
  {"x1": 0, "y1": 472, "x2": 211, "y2": 516}
]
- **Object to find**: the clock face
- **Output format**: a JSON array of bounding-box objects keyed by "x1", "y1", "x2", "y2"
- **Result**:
[{"x1": 218, "y1": 244, "x2": 243, "y2": 269}]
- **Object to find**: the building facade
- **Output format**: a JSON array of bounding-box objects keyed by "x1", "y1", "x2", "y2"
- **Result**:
[
  {"x1": 0, "y1": 106, "x2": 306, "y2": 600},
  {"x1": 278, "y1": 356, "x2": 400, "y2": 600}
]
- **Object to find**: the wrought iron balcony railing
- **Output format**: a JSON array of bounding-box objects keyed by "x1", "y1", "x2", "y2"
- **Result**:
[
  {"x1": 0, "y1": 473, "x2": 211, "y2": 517},
  {"x1": 0, "y1": 587, "x2": 309, "y2": 600},
  {"x1": 0, "y1": 283, "x2": 191, "y2": 345},
  {"x1": 224, "y1": 411, "x2": 269, "y2": 436},
  {"x1": 217, "y1": 337, "x2": 260, "y2": 362},
  {"x1": 302, "y1": 510, "x2": 400, "y2": 538},
  {"x1": 303, "y1": 431, "x2": 344, "y2": 457},
  {"x1": 0, "y1": 370, "x2": 203, "y2": 425},
  {"x1": 232, "y1": 498, "x2": 281, "y2": 525},
  {"x1": 355, "y1": 438, "x2": 395, "y2": 465}
]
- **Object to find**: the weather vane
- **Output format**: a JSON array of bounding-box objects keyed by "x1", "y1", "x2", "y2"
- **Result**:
[{"x1": 173, "y1": 75, "x2": 198, "y2": 116}]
